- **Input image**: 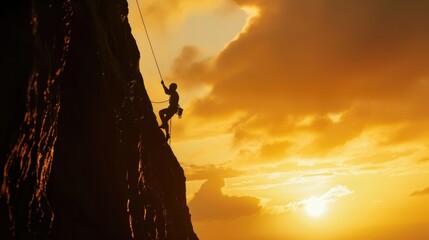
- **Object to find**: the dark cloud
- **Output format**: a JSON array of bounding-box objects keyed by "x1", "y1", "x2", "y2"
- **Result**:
[
  {"x1": 195, "y1": 0, "x2": 429, "y2": 111},
  {"x1": 170, "y1": 0, "x2": 429, "y2": 162},
  {"x1": 188, "y1": 178, "x2": 261, "y2": 220},
  {"x1": 410, "y1": 186, "x2": 429, "y2": 197}
]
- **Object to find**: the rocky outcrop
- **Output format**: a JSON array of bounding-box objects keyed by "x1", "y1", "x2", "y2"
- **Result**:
[{"x1": 0, "y1": 1, "x2": 198, "y2": 239}]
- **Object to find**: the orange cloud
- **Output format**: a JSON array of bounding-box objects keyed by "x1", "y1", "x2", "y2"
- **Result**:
[
  {"x1": 418, "y1": 157, "x2": 429, "y2": 163},
  {"x1": 170, "y1": 45, "x2": 212, "y2": 90},
  {"x1": 188, "y1": 178, "x2": 261, "y2": 220},
  {"x1": 198, "y1": 0, "x2": 429, "y2": 113},
  {"x1": 410, "y1": 186, "x2": 429, "y2": 197},
  {"x1": 185, "y1": 164, "x2": 243, "y2": 181},
  {"x1": 170, "y1": 0, "x2": 429, "y2": 166},
  {"x1": 138, "y1": 0, "x2": 228, "y2": 27},
  {"x1": 258, "y1": 140, "x2": 292, "y2": 161}
]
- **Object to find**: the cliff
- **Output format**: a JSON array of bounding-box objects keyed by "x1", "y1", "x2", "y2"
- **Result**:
[{"x1": 0, "y1": 0, "x2": 198, "y2": 239}]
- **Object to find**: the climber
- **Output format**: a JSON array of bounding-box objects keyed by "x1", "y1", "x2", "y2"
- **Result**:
[{"x1": 159, "y1": 80, "x2": 179, "y2": 140}]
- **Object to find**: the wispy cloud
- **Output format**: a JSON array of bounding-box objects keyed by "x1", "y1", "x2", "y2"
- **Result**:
[
  {"x1": 410, "y1": 186, "x2": 429, "y2": 197},
  {"x1": 286, "y1": 185, "x2": 353, "y2": 213},
  {"x1": 135, "y1": 0, "x2": 227, "y2": 27},
  {"x1": 185, "y1": 164, "x2": 243, "y2": 181}
]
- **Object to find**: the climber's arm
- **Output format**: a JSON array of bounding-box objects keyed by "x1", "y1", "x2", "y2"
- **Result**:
[{"x1": 161, "y1": 81, "x2": 170, "y2": 95}]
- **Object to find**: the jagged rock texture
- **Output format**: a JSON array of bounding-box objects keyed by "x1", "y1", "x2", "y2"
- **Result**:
[{"x1": 0, "y1": 1, "x2": 198, "y2": 239}]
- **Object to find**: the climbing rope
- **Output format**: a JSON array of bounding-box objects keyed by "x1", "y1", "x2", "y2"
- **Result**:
[
  {"x1": 150, "y1": 99, "x2": 169, "y2": 104},
  {"x1": 135, "y1": 0, "x2": 164, "y2": 82},
  {"x1": 135, "y1": 0, "x2": 173, "y2": 144},
  {"x1": 169, "y1": 118, "x2": 172, "y2": 145}
]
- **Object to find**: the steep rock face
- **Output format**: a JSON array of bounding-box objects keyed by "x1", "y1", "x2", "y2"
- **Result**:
[{"x1": 0, "y1": 1, "x2": 198, "y2": 239}]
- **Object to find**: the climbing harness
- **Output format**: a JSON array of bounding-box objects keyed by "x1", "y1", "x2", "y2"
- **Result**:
[{"x1": 177, "y1": 107, "x2": 184, "y2": 119}]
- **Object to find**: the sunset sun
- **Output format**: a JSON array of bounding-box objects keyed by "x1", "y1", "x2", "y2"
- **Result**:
[{"x1": 304, "y1": 198, "x2": 326, "y2": 218}]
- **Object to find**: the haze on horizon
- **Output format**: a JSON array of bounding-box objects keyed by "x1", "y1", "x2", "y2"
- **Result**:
[{"x1": 128, "y1": 0, "x2": 429, "y2": 239}]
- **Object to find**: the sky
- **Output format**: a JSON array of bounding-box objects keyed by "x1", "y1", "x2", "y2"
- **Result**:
[{"x1": 127, "y1": 0, "x2": 429, "y2": 239}]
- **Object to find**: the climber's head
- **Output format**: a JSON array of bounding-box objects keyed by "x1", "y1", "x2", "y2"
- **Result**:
[{"x1": 169, "y1": 83, "x2": 177, "y2": 91}]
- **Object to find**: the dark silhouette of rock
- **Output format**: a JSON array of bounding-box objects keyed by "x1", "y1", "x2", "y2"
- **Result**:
[{"x1": 0, "y1": 1, "x2": 198, "y2": 239}]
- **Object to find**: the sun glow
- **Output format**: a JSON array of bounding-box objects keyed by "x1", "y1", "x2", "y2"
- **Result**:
[
  {"x1": 240, "y1": 5, "x2": 260, "y2": 33},
  {"x1": 304, "y1": 197, "x2": 326, "y2": 217}
]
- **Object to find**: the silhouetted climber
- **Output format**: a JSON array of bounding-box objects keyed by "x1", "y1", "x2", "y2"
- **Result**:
[{"x1": 159, "y1": 80, "x2": 179, "y2": 140}]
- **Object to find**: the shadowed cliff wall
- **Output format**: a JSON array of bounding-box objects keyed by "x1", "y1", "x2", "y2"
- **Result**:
[{"x1": 0, "y1": 1, "x2": 198, "y2": 239}]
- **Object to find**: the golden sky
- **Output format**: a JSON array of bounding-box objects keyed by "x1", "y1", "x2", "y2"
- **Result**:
[{"x1": 128, "y1": 0, "x2": 429, "y2": 239}]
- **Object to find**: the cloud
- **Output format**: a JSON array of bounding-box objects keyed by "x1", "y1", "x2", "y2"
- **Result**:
[
  {"x1": 138, "y1": 0, "x2": 228, "y2": 27},
  {"x1": 302, "y1": 171, "x2": 335, "y2": 178},
  {"x1": 188, "y1": 178, "x2": 261, "y2": 220},
  {"x1": 258, "y1": 141, "x2": 292, "y2": 161},
  {"x1": 170, "y1": 0, "x2": 429, "y2": 165},
  {"x1": 194, "y1": 0, "x2": 429, "y2": 108},
  {"x1": 410, "y1": 186, "x2": 429, "y2": 197},
  {"x1": 170, "y1": 45, "x2": 214, "y2": 91},
  {"x1": 417, "y1": 157, "x2": 429, "y2": 164},
  {"x1": 185, "y1": 164, "x2": 243, "y2": 181},
  {"x1": 286, "y1": 185, "x2": 353, "y2": 212},
  {"x1": 233, "y1": 139, "x2": 293, "y2": 165}
]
